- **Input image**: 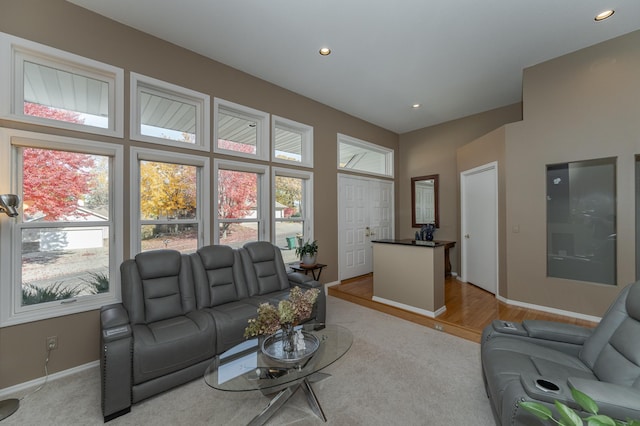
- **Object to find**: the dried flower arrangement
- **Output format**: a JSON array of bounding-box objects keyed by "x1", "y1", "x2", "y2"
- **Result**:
[{"x1": 244, "y1": 286, "x2": 320, "y2": 338}]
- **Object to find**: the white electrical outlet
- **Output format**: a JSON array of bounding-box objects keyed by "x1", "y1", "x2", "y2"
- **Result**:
[{"x1": 46, "y1": 336, "x2": 58, "y2": 350}]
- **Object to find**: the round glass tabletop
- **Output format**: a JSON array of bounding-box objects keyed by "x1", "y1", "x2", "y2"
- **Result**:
[{"x1": 204, "y1": 323, "x2": 353, "y2": 393}]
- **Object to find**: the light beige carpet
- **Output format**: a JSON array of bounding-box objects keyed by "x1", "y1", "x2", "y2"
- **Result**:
[{"x1": 2, "y1": 296, "x2": 495, "y2": 425}]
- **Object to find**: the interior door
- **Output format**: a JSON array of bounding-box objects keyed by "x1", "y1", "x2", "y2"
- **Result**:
[
  {"x1": 461, "y1": 162, "x2": 498, "y2": 294},
  {"x1": 338, "y1": 175, "x2": 394, "y2": 280}
]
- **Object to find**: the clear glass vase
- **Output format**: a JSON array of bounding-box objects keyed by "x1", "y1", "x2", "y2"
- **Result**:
[{"x1": 281, "y1": 323, "x2": 295, "y2": 353}]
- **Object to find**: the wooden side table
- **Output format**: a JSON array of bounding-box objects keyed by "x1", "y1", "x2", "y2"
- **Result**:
[
  {"x1": 290, "y1": 263, "x2": 327, "y2": 281},
  {"x1": 433, "y1": 241, "x2": 456, "y2": 277}
]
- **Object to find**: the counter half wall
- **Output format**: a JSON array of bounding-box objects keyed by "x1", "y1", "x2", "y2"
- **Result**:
[{"x1": 372, "y1": 239, "x2": 446, "y2": 317}]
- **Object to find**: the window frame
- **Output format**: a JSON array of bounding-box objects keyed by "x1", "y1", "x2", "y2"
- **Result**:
[
  {"x1": 271, "y1": 115, "x2": 314, "y2": 168},
  {"x1": 272, "y1": 167, "x2": 314, "y2": 262},
  {"x1": 0, "y1": 128, "x2": 123, "y2": 327},
  {"x1": 213, "y1": 98, "x2": 270, "y2": 161},
  {"x1": 214, "y1": 158, "x2": 270, "y2": 244},
  {"x1": 130, "y1": 147, "x2": 210, "y2": 256},
  {"x1": 0, "y1": 32, "x2": 124, "y2": 138},
  {"x1": 130, "y1": 72, "x2": 210, "y2": 152},
  {"x1": 337, "y1": 133, "x2": 394, "y2": 178}
]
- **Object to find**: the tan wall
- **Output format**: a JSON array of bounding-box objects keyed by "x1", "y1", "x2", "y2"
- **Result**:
[
  {"x1": 456, "y1": 127, "x2": 507, "y2": 295},
  {"x1": 398, "y1": 104, "x2": 522, "y2": 274},
  {"x1": 504, "y1": 29, "x2": 640, "y2": 315},
  {"x1": 0, "y1": 0, "x2": 398, "y2": 389}
]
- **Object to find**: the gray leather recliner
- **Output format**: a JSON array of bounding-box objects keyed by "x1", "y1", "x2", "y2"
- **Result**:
[
  {"x1": 481, "y1": 281, "x2": 640, "y2": 425},
  {"x1": 240, "y1": 241, "x2": 327, "y2": 324},
  {"x1": 100, "y1": 243, "x2": 325, "y2": 422}
]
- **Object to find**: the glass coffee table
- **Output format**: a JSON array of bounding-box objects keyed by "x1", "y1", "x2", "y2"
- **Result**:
[{"x1": 204, "y1": 323, "x2": 352, "y2": 426}]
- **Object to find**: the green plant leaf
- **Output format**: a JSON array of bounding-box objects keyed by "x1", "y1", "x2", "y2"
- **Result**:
[
  {"x1": 520, "y1": 401, "x2": 554, "y2": 420},
  {"x1": 572, "y1": 388, "x2": 599, "y2": 415},
  {"x1": 585, "y1": 415, "x2": 617, "y2": 426},
  {"x1": 556, "y1": 401, "x2": 584, "y2": 426},
  {"x1": 626, "y1": 420, "x2": 640, "y2": 426}
]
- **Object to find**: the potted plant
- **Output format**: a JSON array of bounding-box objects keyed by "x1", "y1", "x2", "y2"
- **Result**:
[{"x1": 296, "y1": 239, "x2": 318, "y2": 266}]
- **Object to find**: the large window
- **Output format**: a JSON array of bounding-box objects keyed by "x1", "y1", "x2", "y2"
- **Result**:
[
  {"x1": 213, "y1": 98, "x2": 269, "y2": 161},
  {"x1": 0, "y1": 129, "x2": 123, "y2": 326},
  {"x1": 130, "y1": 147, "x2": 209, "y2": 255},
  {"x1": 130, "y1": 72, "x2": 210, "y2": 151},
  {"x1": 338, "y1": 133, "x2": 394, "y2": 178},
  {"x1": 272, "y1": 168, "x2": 313, "y2": 263},
  {"x1": 547, "y1": 158, "x2": 616, "y2": 285},
  {"x1": 272, "y1": 115, "x2": 313, "y2": 168},
  {"x1": 0, "y1": 32, "x2": 124, "y2": 138},
  {"x1": 215, "y1": 159, "x2": 269, "y2": 247}
]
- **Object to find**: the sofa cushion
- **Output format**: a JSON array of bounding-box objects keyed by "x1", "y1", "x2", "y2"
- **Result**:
[
  {"x1": 247, "y1": 289, "x2": 291, "y2": 308},
  {"x1": 591, "y1": 317, "x2": 640, "y2": 387},
  {"x1": 142, "y1": 276, "x2": 183, "y2": 324},
  {"x1": 206, "y1": 301, "x2": 261, "y2": 353},
  {"x1": 241, "y1": 242, "x2": 290, "y2": 296},
  {"x1": 132, "y1": 310, "x2": 215, "y2": 384},
  {"x1": 191, "y1": 245, "x2": 247, "y2": 308}
]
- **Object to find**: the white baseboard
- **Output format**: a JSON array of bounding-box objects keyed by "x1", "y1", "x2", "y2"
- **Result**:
[
  {"x1": 324, "y1": 280, "x2": 340, "y2": 296},
  {"x1": 454, "y1": 277, "x2": 601, "y2": 323},
  {"x1": 495, "y1": 294, "x2": 601, "y2": 323},
  {"x1": 0, "y1": 360, "x2": 99, "y2": 398},
  {"x1": 371, "y1": 296, "x2": 445, "y2": 318}
]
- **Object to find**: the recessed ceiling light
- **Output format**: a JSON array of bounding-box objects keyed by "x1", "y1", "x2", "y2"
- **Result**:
[
  {"x1": 319, "y1": 47, "x2": 331, "y2": 56},
  {"x1": 412, "y1": 104, "x2": 421, "y2": 109},
  {"x1": 594, "y1": 10, "x2": 614, "y2": 21}
]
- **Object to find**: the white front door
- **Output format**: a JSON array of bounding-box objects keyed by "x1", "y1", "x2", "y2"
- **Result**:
[
  {"x1": 460, "y1": 162, "x2": 498, "y2": 294},
  {"x1": 338, "y1": 174, "x2": 394, "y2": 280}
]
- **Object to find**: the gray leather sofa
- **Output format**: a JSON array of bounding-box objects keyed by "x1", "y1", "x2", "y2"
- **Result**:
[
  {"x1": 99, "y1": 241, "x2": 325, "y2": 422},
  {"x1": 481, "y1": 281, "x2": 640, "y2": 425}
]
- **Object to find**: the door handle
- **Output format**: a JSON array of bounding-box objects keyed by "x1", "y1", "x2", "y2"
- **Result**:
[
  {"x1": 365, "y1": 226, "x2": 370, "y2": 237},
  {"x1": 464, "y1": 234, "x2": 470, "y2": 239}
]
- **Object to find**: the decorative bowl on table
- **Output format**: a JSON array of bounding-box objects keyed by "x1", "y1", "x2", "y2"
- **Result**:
[{"x1": 261, "y1": 329, "x2": 320, "y2": 364}]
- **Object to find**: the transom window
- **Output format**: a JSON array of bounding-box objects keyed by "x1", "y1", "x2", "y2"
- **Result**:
[
  {"x1": 338, "y1": 133, "x2": 394, "y2": 178},
  {"x1": 130, "y1": 72, "x2": 210, "y2": 151},
  {"x1": 213, "y1": 98, "x2": 269, "y2": 160},
  {"x1": 0, "y1": 128, "x2": 123, "y2": 326},
  {"x1": 0, "y1": 32, "x2": 124, "y2": 138},
  {"x1": 272, "y1": 115, "x2": 313, "y2": 168},
  {"x1": 130, "y1": 147, "x2": 209, "y2": 256}
]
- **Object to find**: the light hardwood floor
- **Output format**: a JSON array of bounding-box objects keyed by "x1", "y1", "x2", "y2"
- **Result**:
[{"x1": 328, "y1": 274, "x2": 598, "y2": 343}]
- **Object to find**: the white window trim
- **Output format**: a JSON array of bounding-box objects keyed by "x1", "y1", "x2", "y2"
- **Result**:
[
  {"x1": 130, "y1": 147, "x2": 210, "y2": 256},
  {"x1": 0, "y1": 32, "x2": 124, "y2": 138},
  {"x1": 214, "y1": 158, "x2": 270, "y2": 243},
  {"x1": 213, "y1": 98, "x2": 269, "y2": 161},
  {"x1": 271, "y1": 115, "x2": 314, "y2": 168},
  {"x1": 337, "y1": 133, "x2": 394, "y2": 178},
  {"x1": 272, "y1": 167, "x2": 314, "y2": 249},
  {"x1": 130, "y1": 72, "x2": 210, "y2": 152},
  {"x1": 0, "y1": 128, "x2": 123, "y2": 327}
]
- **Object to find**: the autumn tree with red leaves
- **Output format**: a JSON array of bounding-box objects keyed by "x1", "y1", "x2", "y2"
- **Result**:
[{"x1": 21, "y1": 103, "x2": 100, "y2": 221}]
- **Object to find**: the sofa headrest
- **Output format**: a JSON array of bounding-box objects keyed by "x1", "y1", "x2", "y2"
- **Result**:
[
  {"x1": 196, "y1": 244, "x2": 235, "y2": 269},
  {"x1": 627, "y1": 281, "x2": 640, "y2": 320},
  {"x1": 243, "y1": 241, "x2": 276, "y2": 262},
  {"x1": 135, "y1": 250, "x2": 182, "y2": 279}
]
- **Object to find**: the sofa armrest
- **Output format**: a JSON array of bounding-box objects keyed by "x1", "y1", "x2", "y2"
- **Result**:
[
  {"x1": 100, "y1": 303, "x2": 132, "y2": 421},
  {"x1": 287, "y1": 272, "x2": 325, "y2": 323},
  {"x1": 522, "y1": 320, "x2": 593, "y2": 345},
  {"x1": 567, "y1": 377, "x2": 640, "y2": 420},
  {"x1": 288, "y1": 272, "x2": 321, "y2": 289},
  {"x1": 101, "y1": 303, "x2": 132, "y2": 342}
]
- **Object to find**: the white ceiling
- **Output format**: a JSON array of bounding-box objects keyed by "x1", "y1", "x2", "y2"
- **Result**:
[{"x1": 68, "y1": 0, "x2": 640, "y2": 134}]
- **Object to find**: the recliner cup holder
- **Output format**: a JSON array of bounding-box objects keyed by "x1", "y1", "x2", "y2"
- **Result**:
[{"x1": 535, "y1": 379, "x2": 560, "y2": 393}]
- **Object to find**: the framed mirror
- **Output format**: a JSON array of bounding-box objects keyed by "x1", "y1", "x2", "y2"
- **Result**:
[{"x1": 411, "y1": 174, "x2": 439, "y2": 228}]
